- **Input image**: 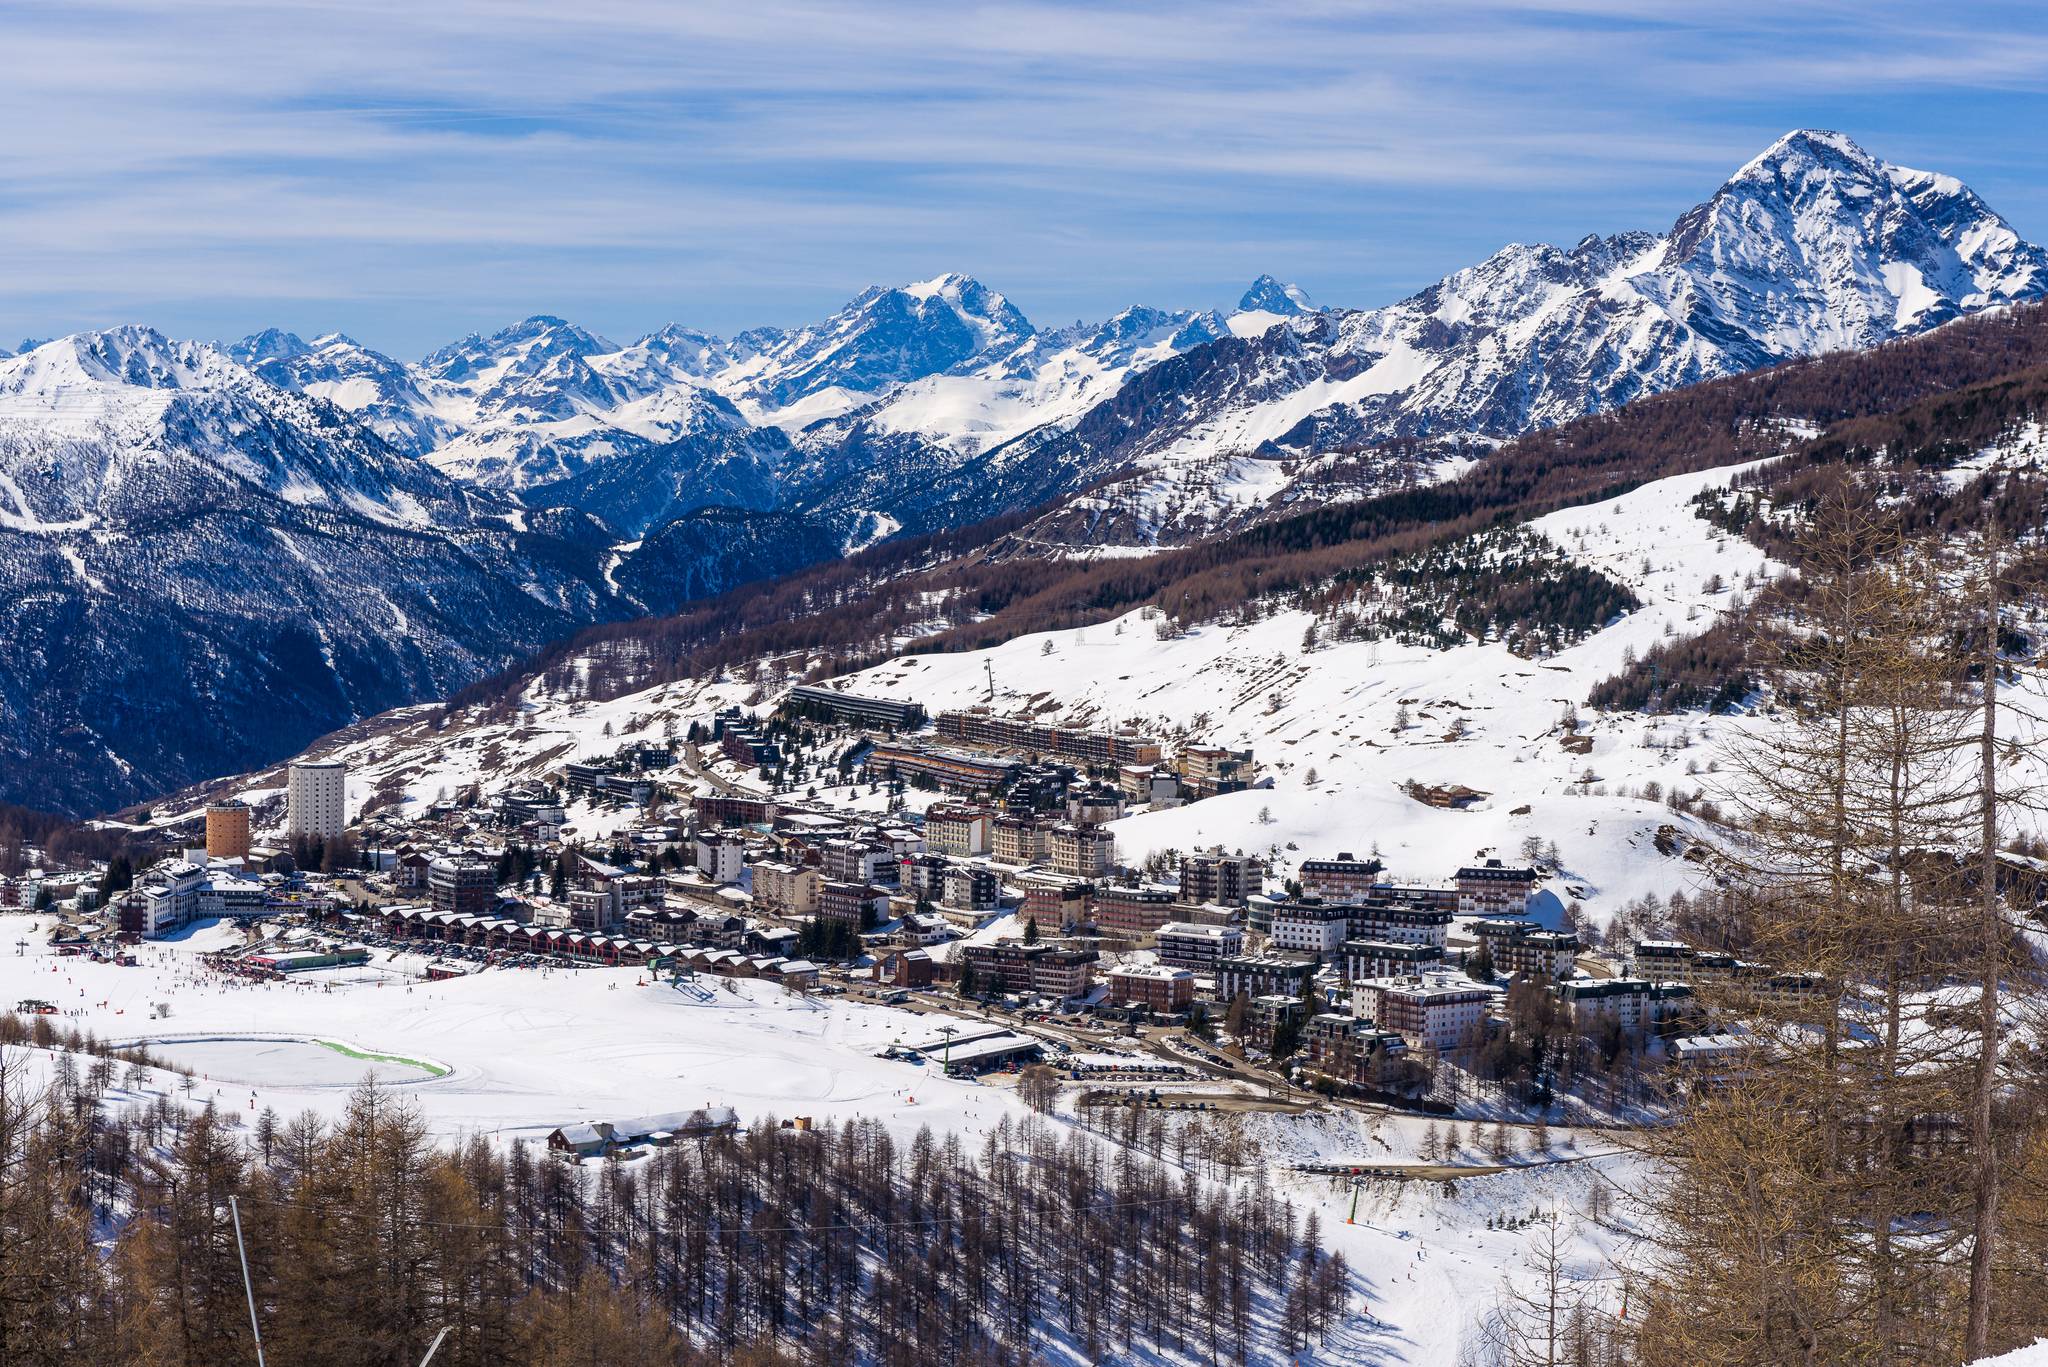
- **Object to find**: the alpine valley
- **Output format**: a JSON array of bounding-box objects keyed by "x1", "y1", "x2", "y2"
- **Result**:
[{"x1": 7, "y1": 129, "x2": 2046, "y2": 814}]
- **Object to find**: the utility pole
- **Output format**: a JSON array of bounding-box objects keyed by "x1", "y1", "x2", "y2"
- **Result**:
[
  {"x1": 228, "y1": 1195, "x2": 266, "y2": 1367},
  {"x1": 984, "y1": 659, "x2": 996, "y2": 704}
]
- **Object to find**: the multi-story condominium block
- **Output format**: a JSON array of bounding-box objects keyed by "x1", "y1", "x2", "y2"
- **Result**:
[
  {"x1": 991, "y1": 814, "x2": 1049, "y2": 866},
  {"x1": 924, "y1": 803, "x2": 993, "y2": 857},
  {"x1": 287, "y1": 760, "x2": 348, "y2": 840},
  {"x1": 1341, "y1": 939, "x2": 1446, "y2": 982},
  {"x1": 1107, "y1": 964, "x2": 1194, "y2": 1013},
  {"x1": 1352, "y1": 973, "x2": 1497, "y2": 1052},
  {"x1": 753, "y1": 861, "x2": 822, "y2": 918},
  {"x1": 783, "y1": 685, "x2": 925, "y2": 732},
  {"x1": 1215, "y1": 953, "x2": 1316, "y2": 1003},
  {"x1": 1269, "y1": 901, "x2": 1350, "y2": 957},
  {"x1": 1175, "y1": 745, "x2": 1258, "y2": 798},
  {"x1": 1455, "y1": 857, "x2": 1539, "y2": 916},
  {"x1": 936, "y1": 709, "x2": 1162, "y2": 767},
  {"x1": 1156, "y1": 921, "x2": 1243, "y2": 971},
  {"x1": 1296, "y1": 852, "x2": 1383, "y2": 902},
  {"x1": 1180, "y1": 851, "x2": 1257, "y2": 906},
  {"x1": 1048, "y1": 823, "x2": 1117, "y2": 878},
  {"x1": 1090, "y1": 883, "x2": 1178, "y2": 938}
]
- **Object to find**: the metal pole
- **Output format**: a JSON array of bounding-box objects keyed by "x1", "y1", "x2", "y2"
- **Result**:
[
  {"x1": 228, "y1": 1195, "x2": 266, "y2": 1367},
  {"x1": 417, "y1": 1326, "x2": 451, "y2": 1367}
]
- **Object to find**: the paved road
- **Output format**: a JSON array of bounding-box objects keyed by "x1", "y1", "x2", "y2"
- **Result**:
[{"x1": 675, "y1": 742, "x2": 764, "y2": 798}]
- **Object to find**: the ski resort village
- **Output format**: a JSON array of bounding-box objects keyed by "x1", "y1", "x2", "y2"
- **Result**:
[
  {"x1": 13, "y1": 58, "x2": 2048, "y2": 1356},
  {"x1": 1, "y1": 451, "x2": 1943, "y2": 1360}
]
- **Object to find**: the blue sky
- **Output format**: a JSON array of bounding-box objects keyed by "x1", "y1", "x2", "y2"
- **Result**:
[{"x1": 3, "y1": 1, "x2": 2046, "y2": 356}]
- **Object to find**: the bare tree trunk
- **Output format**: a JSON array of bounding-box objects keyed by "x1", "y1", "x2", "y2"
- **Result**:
[{"x1": 1965, "y1": 538, "x2": 2003, "y2": 1361}]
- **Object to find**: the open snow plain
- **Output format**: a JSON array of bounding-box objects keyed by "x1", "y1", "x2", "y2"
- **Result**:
[
  {"x1": 2, "y1": 912, "x2": 1646, "y2": 1363},
  {"x1": 0, "y1": 914, "x2": 1023, "y2": 1147}
]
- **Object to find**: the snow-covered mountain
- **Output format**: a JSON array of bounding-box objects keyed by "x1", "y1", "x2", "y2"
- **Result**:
[
  {"x1": 1229, "y1": 272, "x2": 1318, "y2": 337},
  {"x1": 722, "y1": 272, "x2": 1034, "y2": 419},
  {"x1": 235, "y1": 129, "x2": 2043, "y2": 549},
  {"x1": 1, "y1": 327, "x2": 478, "y2": 528},
  {"x1": 10, "y1": 128, "x2": 2046, "y2": 816},
  {"x1": 0, "y1": 329, "x2": 631, "y2": 812},
  {"x1": 231, "y1": 329, "x2": 459, "y2": 457},
  {"x1": 959, "y1": 130, "x2": 2048, "y2": 551},
  {"x1": 227, "y1": 275, "x2": 1268, "y2": 503}
]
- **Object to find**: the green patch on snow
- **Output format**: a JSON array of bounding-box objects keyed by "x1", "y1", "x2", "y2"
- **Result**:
[{"x1": 314, "y1": 1039, "x2": 448, "y2": 1078}]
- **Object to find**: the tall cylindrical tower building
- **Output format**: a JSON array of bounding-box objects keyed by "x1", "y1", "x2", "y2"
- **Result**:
[{"x1": 205, "y1": 800, "x2": 252, "y2": 861}]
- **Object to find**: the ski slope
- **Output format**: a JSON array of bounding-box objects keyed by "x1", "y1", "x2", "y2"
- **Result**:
[{"x1": 828, "y1": 461, "x2": 1787, "y2": 918}]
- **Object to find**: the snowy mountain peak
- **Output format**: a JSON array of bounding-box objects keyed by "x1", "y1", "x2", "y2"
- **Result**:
[
  {"x1": 1, "y1": 326, "x2": 244, "y2": 398},
  {"x1": 733, "y1": 274, "x2": 1036, "y2": 413},
  {"x1": 889, "y1": 273, "x2": 1031, "y2": 334},
  {"x1": 1731, "y1": 127, "x2": 1878, "y2": 183},
  {"x1": 1237, "y1": 274, "x2": 1316, "y2": 315},
  {"x1": 1659, "y1": 128, "x2": 2048, "y2": 354},
  {"x1": 228, "y1": 327, "x2": 312, "y2": 366},
  {"x1": 419, "y1": 315, "x2": 619, "y2": 382}
]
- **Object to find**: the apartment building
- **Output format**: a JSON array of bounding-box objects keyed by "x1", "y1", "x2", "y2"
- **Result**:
[
  {"x1": 1155, "y1": 921, "x2": 1243, "y2": 972},
  {"x1": 1017, "y1": 872, "x2": 1091, "y2": 932},
  {"x1": 782, "y1": 685, "x2": 925, "y2": 732},
  {"x1": 1470, "y1": 918, "x2": 1580, "y2": 979},
  {"x1": 991, "y1": 814, "x2": 1049, "y2": 866},
  {"x1": 692, "y1": 832, "x2": 746, "y2": 885},
  {"x1": 939, "y1": 864, "x2": 1000, "y2": 913},
  {"x1": 1296, "y1": 852, "x2": 1383, "y2": 902},
  {"x1": 1341, "y1": 939, "x2": 1446, "y2": 982},
  {"x1": 1215, "y1": 953, "x2": 1316, "y2": 1004},
  {"x1": 1089, "y1": 883, "x2": 1179, "y2": 938},
  {"x1": 1180, "y1": 851, "x2": 1257, "y2": 907},
  {"x1": 1455, "y1": 857, "x2": 1540, "y2": 916},
  {"x1": 428, "y1": 857, "x2": 496, "y2": 918},
  {"x1": 1554, "y1": 978, "x2": 1696, "y2": 1035},
  {"x1": 960, "y1": 941, "x2": 1098, "y2": 1001},
  {"x1": 753, "y1": 861, "x2": 822, "y2": 918},
  {"x1": 1175, "y1": 745, "x2": 1258, "y2": 799},
  {"x1": 1353, "y1": 973, "x2": 1497, "y2": 1052},
  {"x1": 1048, "y1": 823, "x2": 1117, "y2": 878},
  {"x1": 935, "y1": 709, "x2": 1162, "y2": 767},
  {"x1": 1301, "y1": 1014, "x2": 1409, "y2": 1083},
  {"x1": 864, "y1": 744, "x2": 1020, "y2": 795},
  {"x1": 923, "y1": 803, "x2": 993, "y2": 857},
  {"x1": 819, "y1": 880, "x2": 887, "y2": 927},
  {"x1": 821, "y1": 838, "x2": 896, "y2": 886},
  {"x1": 1269, "y1": 901, "x2": 1351, "y2": 957},
  {"x1": 1343, "y1": 902, "x2": 1455, "y2": 948},
  {"x1": 1107, "y1": 964, "x2": 1195, "y2": 1014}
]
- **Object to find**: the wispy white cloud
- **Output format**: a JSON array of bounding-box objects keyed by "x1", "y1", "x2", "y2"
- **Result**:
[{"x1": 0, "y1": 0, "x2": 2042, "y2": 351}]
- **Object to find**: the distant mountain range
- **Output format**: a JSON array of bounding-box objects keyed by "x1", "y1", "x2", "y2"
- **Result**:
[{"x1": 6, "y1": 129, "x2": 2044, "y2": 813}]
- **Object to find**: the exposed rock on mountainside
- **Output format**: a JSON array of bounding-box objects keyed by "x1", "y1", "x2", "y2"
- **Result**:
[
  {"x1": 9, "y1": 131, "x2": 2046, "y2": 815},
  {"x1": 0, "y1": 328, "x2": 628, "y2": 812}
]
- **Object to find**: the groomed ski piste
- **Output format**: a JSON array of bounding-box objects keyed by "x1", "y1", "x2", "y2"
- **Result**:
[{"x1": 3, "y1": 910, "x2": 1642, "y2": 1364}]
